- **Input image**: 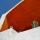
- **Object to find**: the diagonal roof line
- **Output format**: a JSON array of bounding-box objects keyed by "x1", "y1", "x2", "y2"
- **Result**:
[{"x1": 0, "y1": 0, "x2": 24, "y2": 30}]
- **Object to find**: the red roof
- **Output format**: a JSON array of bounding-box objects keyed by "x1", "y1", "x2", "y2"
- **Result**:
[{"x1": 1, "y1": 0, "x2": 40, "y2": 32}]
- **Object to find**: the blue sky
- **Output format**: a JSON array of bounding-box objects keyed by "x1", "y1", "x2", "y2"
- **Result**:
[{"x1": 0, "y1": 0, "x2": 21, "y2": 17}]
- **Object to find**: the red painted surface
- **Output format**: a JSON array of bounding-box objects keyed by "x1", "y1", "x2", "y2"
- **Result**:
[{"x1": 2, "y1": 0, "x2": 40, "y2": 32}]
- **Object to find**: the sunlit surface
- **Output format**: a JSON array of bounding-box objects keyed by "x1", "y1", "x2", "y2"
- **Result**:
[{"x1": 0, "y1": 27, "x2": 40, "y2": 40}]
